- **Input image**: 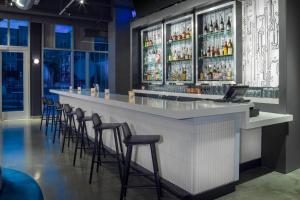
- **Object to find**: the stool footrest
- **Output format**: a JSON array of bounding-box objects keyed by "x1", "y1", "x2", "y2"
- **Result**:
[
  {"x1": 126, "y1": 185, "x2": 158, "y2": 189},
  {"x1": 129, "y1": 172, "x2": 154, "y2": 177}
]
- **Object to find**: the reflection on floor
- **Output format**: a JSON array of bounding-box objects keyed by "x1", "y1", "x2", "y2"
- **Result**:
[
  {"x1": 1, "y1": 119, "x2": 300, "y2": 200},
  {"x1": 0, "y1": 119, "x2": 177, "y2": 200}
]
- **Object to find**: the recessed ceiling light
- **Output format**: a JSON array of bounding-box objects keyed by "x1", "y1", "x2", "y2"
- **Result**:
[{"x1": 79, "y1": 0, "x2": 84, "y2": 4}]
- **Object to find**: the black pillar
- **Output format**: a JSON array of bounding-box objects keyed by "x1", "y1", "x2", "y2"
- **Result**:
[
  {"x1": 108, "y1": 2, "x2": 133, "y2": 94},
  {"x1": 30, "y1": 22, "x2": 42, "y2": 116}
]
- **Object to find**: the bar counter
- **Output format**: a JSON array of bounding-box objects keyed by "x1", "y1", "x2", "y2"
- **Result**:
[{"x1": 50, "y1": 89, "x2": 292, "y2": 197}]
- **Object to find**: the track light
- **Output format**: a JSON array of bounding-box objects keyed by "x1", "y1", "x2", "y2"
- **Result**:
[{"x1": 79, "y1": 0, "x2": 84, "y2": 4}]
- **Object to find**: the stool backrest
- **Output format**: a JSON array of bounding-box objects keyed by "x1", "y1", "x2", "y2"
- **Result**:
[
  {"x1": 64, "y1": 104, "x2": 72, "y2": 113},
  {"x1": 55, "y1": 101, "x2": 62, "y2": 109},
  {"x1": 42, "y1": 97, "x2": 47, "y2": 105},
  {"x1": 76, "y1": 108, "x2": 85, "y2": 122},
  {"x1": 92, "y1": 113, "x2": 102, "y2": 129},
  {"x1": 47, "y1": 99, "x2": 54, "y2": 106},
  {"x1": 121, "y1": 122, "x2": 132, "y2": 139}
]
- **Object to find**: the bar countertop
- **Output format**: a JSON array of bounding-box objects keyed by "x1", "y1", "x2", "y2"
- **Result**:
[{"x1": 50, "y1": 89, "x2": 251, "y2": 120}]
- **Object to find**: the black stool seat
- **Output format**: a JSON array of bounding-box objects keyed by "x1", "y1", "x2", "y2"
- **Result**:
[
  {"x1": 99, "y1": 123, "x2": 122, "y2": 130},
  {"x1": 124, "y1": 135, "x2": 160, "y2": 145},
  {"x1": 83, "y1": 116, "x2": 92, "y2": 122},
  {"x1": 89, "y1": 114, "x2": 125, "y2": 184},
  {"x1": 120, "y1": 123, "x2": 162, "y2": 200},
  {"x1": 73, "y1": 108, "x2": 94, "y2": 166}
]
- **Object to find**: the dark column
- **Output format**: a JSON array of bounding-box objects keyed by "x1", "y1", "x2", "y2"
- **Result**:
[
  {"x1": 284, "y1": 0, "x2": 300, "y2": 172},
  {"x1": 30, "y1": 22, "x2": 42, "y2": 116},
  {"x1": 108, "y1": 1, "x2": 133, "y2": 94}
]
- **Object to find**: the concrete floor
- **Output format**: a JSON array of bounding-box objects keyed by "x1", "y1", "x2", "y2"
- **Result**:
[{"x1": 1, "y1": 119, "x2": 300, "y2": 200}]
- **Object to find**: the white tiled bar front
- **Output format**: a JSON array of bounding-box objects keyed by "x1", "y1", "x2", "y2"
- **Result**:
[{"x1": 50, "y1": 90, "x2": 292, "y2": 195}]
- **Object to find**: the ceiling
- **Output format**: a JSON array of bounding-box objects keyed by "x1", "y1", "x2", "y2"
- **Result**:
[{"x1": 0, "y1": 0, "x2": 112, "y2": 24}]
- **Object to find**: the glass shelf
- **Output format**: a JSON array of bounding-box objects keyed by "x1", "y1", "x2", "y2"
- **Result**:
[
  {"x1": 143, "y1": 44, "x2": 162, "y2": 49},
  {"x1": 199, "y1": 30, "x2": 232, "y2": 38},
  {"x1": 167, "y1": 37, "x2": 192, "y2": 45},
  {"x1": 167, "y1": 58, "x2": 192, "y2": 63},
  {"x1": 199, "y1": 54, "x2": 233, "y2": 60},
  {"x1": 198, "y1": 79, "x2": 234, "y2": 82},
  {"x1": 144, "y1": 62, "x2": 160, "y2": 66}
]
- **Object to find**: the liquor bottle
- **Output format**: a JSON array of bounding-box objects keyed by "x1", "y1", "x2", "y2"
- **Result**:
[
  {"x1": 156, "y1": 50, "x2": 161, "y2": 64},
  {"x1": 145, "y1": 36, "x2": 148, "y2": 47},
  {"x1": 220, "y1": 16, "x2": 225, "y2": 31},
  {"x1": 207, "y1": 46, "x2": 211, "y2": 57},
  {"x1": 173, "y1": 50, "x2": 177, "y2": 61},
  {"x1": 169, "y1": 50, "x2": 173, "y2": 61},
  {"x1": 185, "y1": 47, "x2": 189, "y2": 60},
  {"x1": 228, "y1": 39, "x2": 233, "y2": 55},
  {"x1": 215, "y1": 46, "x2": 220, "y2": 56},
  {"x1": 214, "y1": 19, "x2": 219, "y2": 32},
  {"x1": 182, "y1": 66, "x2": 187, "y2": 81},
  {"x1": 204, "y1": 23, "x2": 209, "y2": 34},
  {"x1": 200, "y1": 71, "x2": 204, "y2": 81},
  {"x1": 212, "y1": 46, "x2": 215, "y2": 57},
  {"x1": 209, "y1": 19, "x2": 214, "y2": 33},
  {"x1": 223, "y1": 41, "x2": 228, "y2": 55},
  {"x1": 226, "y1": 16, "x2": 231, "y2": 31},
  {"x1": 188, "y1": 47, "x2": 192, "y2": 59},
  {"x1": 182, "y1": 25, "x2": 186, "y2": 39},
  {"x1": 220, "y1": 45, "x2": 224, "y2": 56},
  {"x1": 226, "y1": 63, "x2": 232, "y2": 81},
  {"x1": 222, "y1": 63, "x2": 227, "y2": 80},
  {"x1": 186, "y1": 23, "x2": 191, "y2": 38}
]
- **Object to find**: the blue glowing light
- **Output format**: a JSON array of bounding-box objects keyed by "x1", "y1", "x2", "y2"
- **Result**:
[{"x1": 131, "y1": 9, "x2": 137, "y2": 18}]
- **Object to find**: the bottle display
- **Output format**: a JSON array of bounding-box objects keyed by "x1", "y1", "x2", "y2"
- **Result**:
[
  {"x1": 197, "y1": 7, "x2": 235, "y2": 82},
  {"x1": 142, "y1": 25, "x2": 163, "y2": 83},
  {"x1": 165, "y1": 15, "x2": 193, "y2": 82}
]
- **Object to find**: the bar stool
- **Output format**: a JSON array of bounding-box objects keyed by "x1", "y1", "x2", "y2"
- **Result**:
[
  {"x1": 61, "y1": 104, "x2": 77, "y2": 153},
  {"x1": 45, "y1": 98, "x2": 56, "y2": 136},
  {"x1": 120, "y1": 123, "x2": 162, "y2": 200},
  {"x1": 40, "y1": 97, "x2": 48, "y2": 130},
  {"x1": 73, "y1": 108, "x2": 93, "y2": 166},
  {"x1": 52, "y1": 102, "x2": 66, "y2": 144},
  {"x1": 89, "y1": 113, "x2": 124, "y2": 184}
]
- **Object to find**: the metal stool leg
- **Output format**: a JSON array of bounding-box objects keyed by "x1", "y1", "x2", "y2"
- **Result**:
[
  {"x1": 120, "y1": 145, "x2": 133, "y2": 200},
  {"x1": 73, "y1": 122, "x2": 82, "y2": 166},
  {"x1": 61, "y1": 117, "x2": 69, "y2": 153},
  {"x1": 40, "y1": 105, "x2": 46, "y2": 130},
  {"x1": 89, "y1": 133, "x2": 99, "y2": 184},
  {"x1": 150, "y1": 143, "x2": 162, "y2": 200},
  {"x1": 113, "y1": 128, "x2": 123, "y2": 181},
  {"x1": 45, "y1": 106, "x2": 50, "y2": 136}
]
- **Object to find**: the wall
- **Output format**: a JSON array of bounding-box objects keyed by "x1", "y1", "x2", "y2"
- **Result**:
[{"x1": 242, "y1": 0, "x2": 280, "y2": 87}]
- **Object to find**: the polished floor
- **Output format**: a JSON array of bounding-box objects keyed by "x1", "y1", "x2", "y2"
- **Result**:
[
  {"x1": 1, "y1": 120, "x2": 300, "y2": 200},
  {"x1": 0, "y1": 119, "x2": 177, "y2": 200}
]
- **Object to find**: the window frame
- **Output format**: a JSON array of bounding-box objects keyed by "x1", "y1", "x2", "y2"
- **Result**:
[
  {"x1": 0, "y1": 18, "x2": 30, "y2": 48},
  {"x1": 42, "y1": 23, "x2": 109, "y2": 98},
  {"x1": 54, "y1": 24, "x2": 74, "y2": 50}
]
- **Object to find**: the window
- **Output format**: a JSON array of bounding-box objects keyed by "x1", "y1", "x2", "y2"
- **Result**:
[
  {"x1": 55, "y1": 25, "x2": 73, "y2": 49},
  {"x1": 0, "y1": 19, "x2": 8, "y2": 45},
  {"x1": 10, "y1": 19, "x2": 28, "y2": 46},
  {"x1": 89, "y1": 52, "x2": 108, "y2": 91},
  {"x1": 43, "y1": 50, "x2": 71, "y2": 99},
  {"x1": 2, "y1": 52, "x2": 24, "y2": 112},
  {"x1": 74, "y1": 51, "x2": 86, "y2": 89},
  {"x1": 94, "y1": 36, "x2": 108, "y2": 51}
]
